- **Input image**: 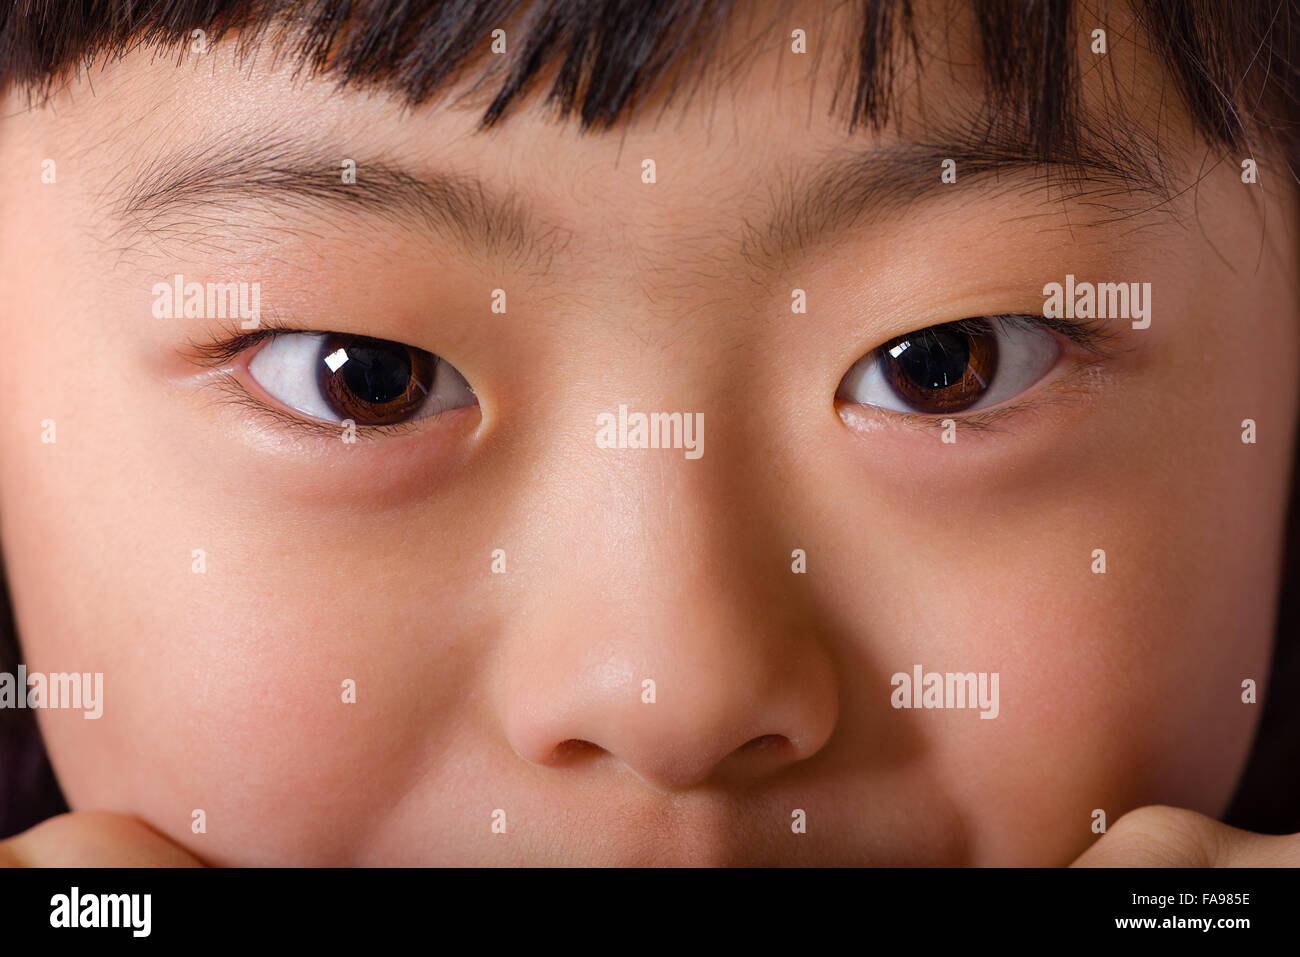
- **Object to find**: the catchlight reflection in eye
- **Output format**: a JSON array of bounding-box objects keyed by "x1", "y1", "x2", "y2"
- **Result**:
[
  {"x1": 837, "y1": 317, "x2": 1060, "y2": 415},
  {"x1": 247, "y1": 332, "x2": 476, "y2": 427}
]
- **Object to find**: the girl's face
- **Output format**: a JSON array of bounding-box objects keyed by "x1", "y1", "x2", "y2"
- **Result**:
[{"x1": 1, "y1": 2, "x2": 1296, "y2": 865}]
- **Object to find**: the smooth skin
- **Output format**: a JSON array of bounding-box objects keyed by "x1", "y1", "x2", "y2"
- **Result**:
[
  {"x1": 1, "y1": 1, "x2": 1298, "y2": 865},
  {"x1": 6, "y1": 805, "x2": 1299, "y2": 866}
]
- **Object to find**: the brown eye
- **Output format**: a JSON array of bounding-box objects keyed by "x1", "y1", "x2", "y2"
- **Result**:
[
  {"x1": 879, "y1": 321, "x2": 998, "y2": 414},
  {"x1": 836, "y1": 316, "x2": 1061, "y2": 416},
  {"x1": 247, "y1": 331, "x2": 477, "y2": 427},
  {"x1": 316, "y1": 333, "x2": 436, "y2": 425}
]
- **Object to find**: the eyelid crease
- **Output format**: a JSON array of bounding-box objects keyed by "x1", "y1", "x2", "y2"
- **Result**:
[{"x1": 884, "y1": 312, "x2": 1123, "y2": 359}]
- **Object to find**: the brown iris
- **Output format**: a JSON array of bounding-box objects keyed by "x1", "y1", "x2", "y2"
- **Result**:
[
  {"x1": 315, "y1": 333, "x2": 436, "y2": 425},
  {"x1": 880, "y1": 321, "x2": 999, "y2": 414}
]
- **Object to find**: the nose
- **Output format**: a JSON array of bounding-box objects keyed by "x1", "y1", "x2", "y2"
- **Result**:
[{"x1": 498, "y1": 455, "x2": 839, "y2": 792}]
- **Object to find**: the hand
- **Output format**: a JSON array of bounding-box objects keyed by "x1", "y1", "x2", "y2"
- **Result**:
[
  {"x1": 1071, "y1": 805, "x2": 1300, "y2": 867},
  {"x1": 0, "y1": 811, "x2": 205, "y2": 867}
]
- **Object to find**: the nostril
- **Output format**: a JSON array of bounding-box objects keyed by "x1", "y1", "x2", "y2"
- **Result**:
[
  {"x1": 741, "y1": 734, "x2": 788, "y2": 752},
  {"x1": 550, "y1": 738, "x2": 602, "y2": 763}
]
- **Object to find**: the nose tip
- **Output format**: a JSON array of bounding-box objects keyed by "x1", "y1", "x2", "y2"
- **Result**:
[
  {"x1": 496, "y1": 445, "x2": 841, "y2": 795},
  {"x1": 506, "y1": 662, "x2": 838, "y2": 791},
  {"x1": 534, "y1": 732, "x2": 810, "y2": 791}
]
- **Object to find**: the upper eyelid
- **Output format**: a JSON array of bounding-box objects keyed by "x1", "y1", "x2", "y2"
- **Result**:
[
  {"x1": 1013, "y1": 313, "x2": 1126, "y2": 358},
  {"x1": 843, "y1": 314, "x2": 1121, "y2": 430},
  {"x1": 182, "y1": 321, "x2": 291, "y2": 368},
  {"x1": 185, "y1": 322, "x2": 449, "y2": 370},
  {"x1": 194, "y1": 313, "x2": 1106, "y2": 434},
  {"x1": 871, "y1": 313, "x2": 1121, "y2": 359},
  {"x1": 191, "y1": 330, "x2": 447, "y2": 438},
  {"x1": 192, "y1": 312, "x2": 1120, "y2": 366}
]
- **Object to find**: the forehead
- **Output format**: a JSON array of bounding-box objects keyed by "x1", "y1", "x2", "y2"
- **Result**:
[{"x1": 17, "y1": 0, "x2": 1194, "y2": 299}]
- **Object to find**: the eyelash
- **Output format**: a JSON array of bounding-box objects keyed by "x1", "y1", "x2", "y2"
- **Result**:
[
  {"x1": 876, "y1": 362, "x2": 1107, "y2": 433},
  {"x1": 208, "y1": 374, "x2": 431, "y2": 440},
  {"x1": 188, "y1": 311, "x2": 1120, "y2": 440},
  {"x1": 940, "y1": 312, "x2": 1120, "y2": 356},
  {"x1": 186, "y1": 321, "x2": 442, "y2": 441},
  {"x1": 854, "y1": 313, "x2": 1123, "y2": 433}
]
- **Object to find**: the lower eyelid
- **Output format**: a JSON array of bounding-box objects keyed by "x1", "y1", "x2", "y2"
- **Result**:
[
  {"x1": 202, "y1": 320, "x2": 1105, "y2": 442},
  {"x1": 237, "y1": 334, "x2": 472, "y2": 436},
  {"x1": 838, "y1": 354, "x2": 1110, "y2": 436},
  {"x1": 205, "y1": 369, "x2": 430, "y2": 440},
  {"x1": 837, "y1": 398, "x2": 1023, "y2": 435}
]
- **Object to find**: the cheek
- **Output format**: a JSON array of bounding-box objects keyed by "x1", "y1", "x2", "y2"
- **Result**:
[
  {"x1": 17, "y1": 482, "x2": 500, "y2": 865},
  {"x1": 0, "y1": 350, "x2": 485, "y2": 863},
  {"x1": 924, "y1": 568, "x2": 1270, "y2": 866},
  {"x1": 813, "y1": 488, "x2": 1275, "y2": 865},
  {"x1": 814, "y1": 342, "x2": 1288, "y2": 863}
]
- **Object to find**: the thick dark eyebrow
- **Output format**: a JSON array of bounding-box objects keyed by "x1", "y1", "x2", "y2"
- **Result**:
[
  {"x1": 741, "y1": 129, "x2": 1178, "y2": 269},
  {"x1": 113, "y1": 139, "x2": 574, "y2": 273},
  {"x1": 115, "y1": 127, "x2": 1174, "y2": 276}
]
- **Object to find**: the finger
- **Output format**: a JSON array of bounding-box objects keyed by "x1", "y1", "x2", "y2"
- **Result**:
[
  {"x1": 1071, "y1": 805, "x2": 1300, "y2": 867},
  {"x1": 0, "y1": 811, "x2": 205, "y2": 868}
]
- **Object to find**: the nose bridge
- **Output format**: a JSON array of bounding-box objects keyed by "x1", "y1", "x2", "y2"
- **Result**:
[
  {"x1": 496, "y1": 436, "x2": 839, "y2": 790},
  {"x1": 527, "y1": 421, "x2": 751, "y2": 635}
]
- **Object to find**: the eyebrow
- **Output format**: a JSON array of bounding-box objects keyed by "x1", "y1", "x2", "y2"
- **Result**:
[
  {"x1": 114, "y1": 126, "x2": 1175, "y2": 274},
  {"x1": 114, "y1": 138, "x2": 575, "y2": 274},
  {"x1": 741, "y1": 128, "x2": 1177, "y2": 269}
]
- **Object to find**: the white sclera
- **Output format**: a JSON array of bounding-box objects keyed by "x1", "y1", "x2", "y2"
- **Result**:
[
  {"x1": 837, "y1": 320, "x2": 1060, "y2": 413},
  {"x1": 247, "y1": 333, "x2": 476, "y2": 424}
]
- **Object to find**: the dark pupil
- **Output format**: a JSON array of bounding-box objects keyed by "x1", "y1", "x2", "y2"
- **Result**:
[
  {"x1": 896, "y1": 328, "x2": 969, "y2": 389},
  {"x1": 315, "y1": 332, "x2": 437, "y2": 426},
  {"x1": 880, "y1": 321, "x2": 998, "y2": 414},
  {"x1": 333, "y1": 339, "x2": 412, "y2": 402}
]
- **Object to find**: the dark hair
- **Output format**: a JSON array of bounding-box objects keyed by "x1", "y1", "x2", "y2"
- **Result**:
[
  {"x1": 0, "y1": 565, "x2": 67, "y2": 836},
  {"x1": 2, "y1": 0, "x2": 1299, "y2": 839},
  {"x1": 1225, "y1": 430, "x2": 1300, "y2": 834}
]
